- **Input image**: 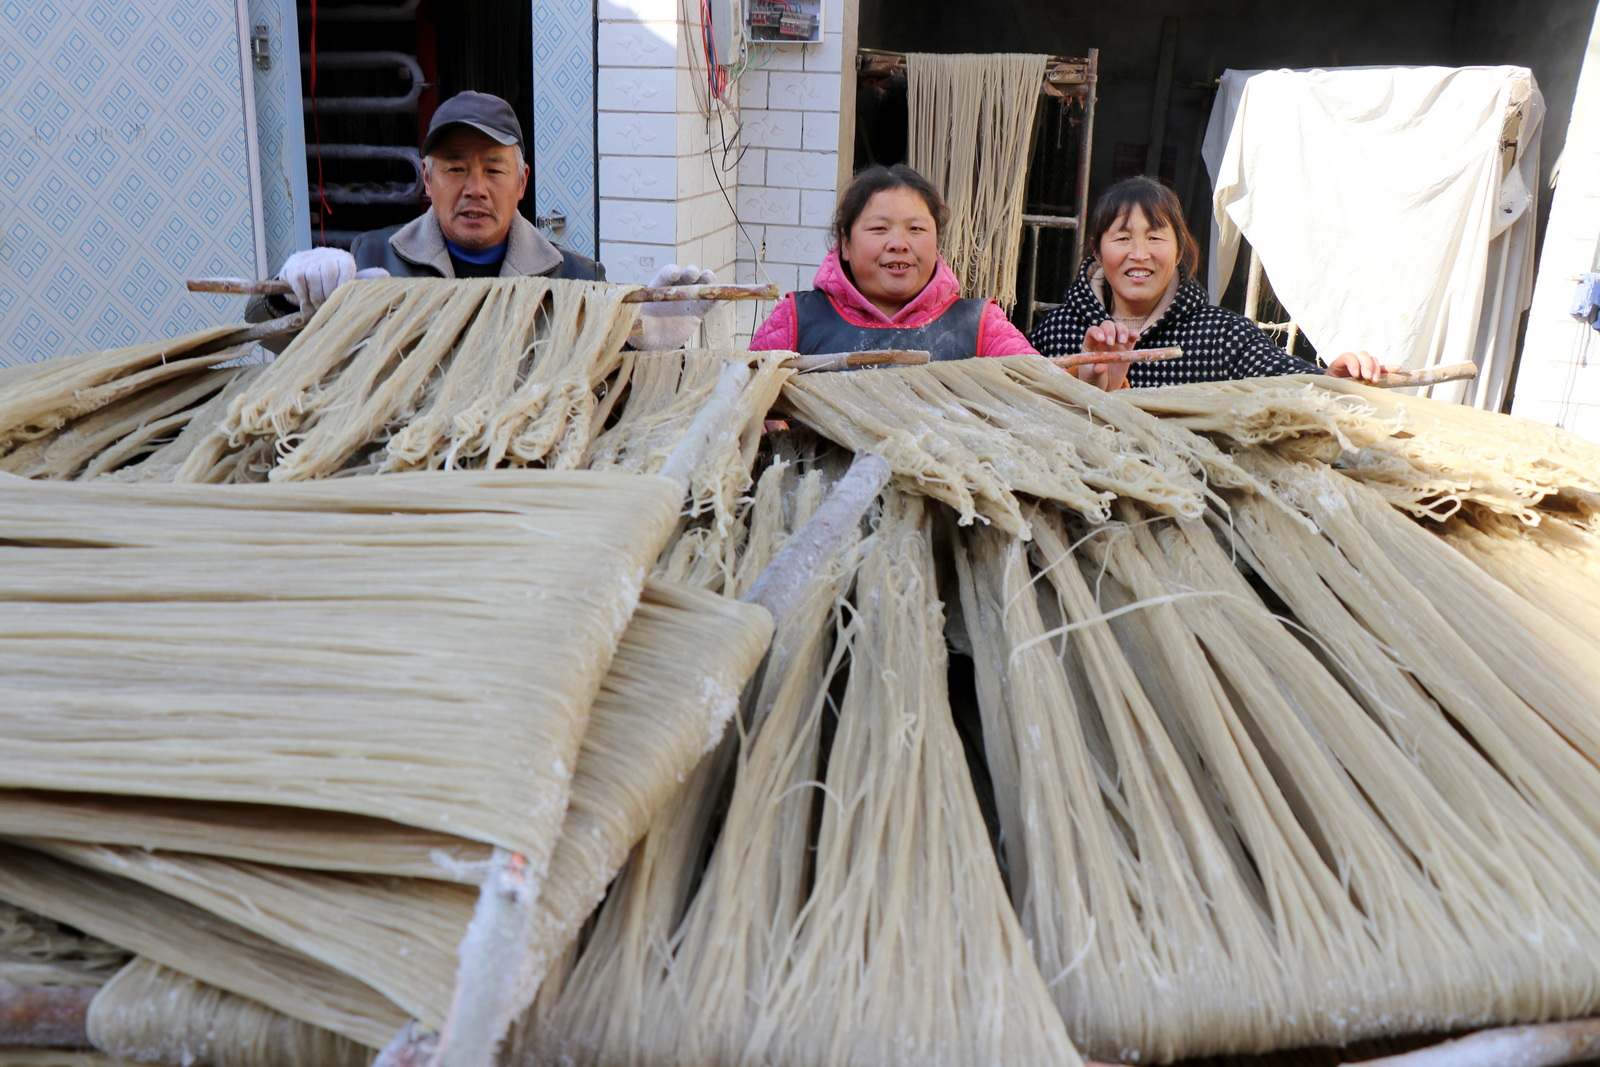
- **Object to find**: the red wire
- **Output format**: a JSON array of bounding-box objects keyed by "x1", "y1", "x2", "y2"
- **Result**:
[
  {"x1": 700, "y1": 0, "x2": 715, "y2": 101},
  {"x1": 700, "y1": 0, "x2": 726, "y2": 102},
  {"x1": 309, "y1": 0, "x2": 331, "y2": 244}
]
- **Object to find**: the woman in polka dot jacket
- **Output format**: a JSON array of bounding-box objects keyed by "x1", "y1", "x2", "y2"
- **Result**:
[{"x1": 1028, "y1": 176, "x2": 1388, "y2": 391}]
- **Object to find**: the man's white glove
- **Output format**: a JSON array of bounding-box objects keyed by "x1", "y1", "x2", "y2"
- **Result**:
[
  {"x1": 636, "y1": 263, "x2": 716, "y2": 350},
  {"x1": 278, "y1": 248, "x2": 389, "y2": 313}
]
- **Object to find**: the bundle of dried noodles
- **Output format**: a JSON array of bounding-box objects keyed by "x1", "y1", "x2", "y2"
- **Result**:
[
  {"x1": 214, "y1": 277, "x2": 638, "y2": 481},
  {"x1": 0, "y1": 470, "x2": 679, "y2": 862},
  {"x1": 954, "y1": 479, "x2": 1600, "y2": 1061},
  {"x1": 778, "y1": 355, "x2": 1212, "y2": 534},
  {"x1": 87, "y1": 957, "x2": 368, "y2": 1067}
]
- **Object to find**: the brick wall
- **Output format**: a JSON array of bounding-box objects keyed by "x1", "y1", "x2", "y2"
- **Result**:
[
  {"x1": 595, "y1": 0, "x2": 853, "y2": 347},
  {"x1": 732, "y1": 4, "x2": 850, "y2": 343}
]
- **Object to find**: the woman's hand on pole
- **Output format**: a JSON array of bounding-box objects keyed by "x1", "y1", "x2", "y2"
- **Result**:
[
  {"x1": 1323, "y1": 349, "x2": 1396, "y2": 382},
  {"x1": 1072, "y1": 320, "x2": 1137, "y2": 391}
]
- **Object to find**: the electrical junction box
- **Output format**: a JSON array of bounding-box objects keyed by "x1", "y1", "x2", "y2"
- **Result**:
[{"x1": 745, "y1": 0, "x2": 822, "y2": 44}]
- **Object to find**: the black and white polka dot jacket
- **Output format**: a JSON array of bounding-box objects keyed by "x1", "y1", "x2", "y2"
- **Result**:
[{"x1": 1028, "y1": 262, "x2": 1320, "y2": 385}]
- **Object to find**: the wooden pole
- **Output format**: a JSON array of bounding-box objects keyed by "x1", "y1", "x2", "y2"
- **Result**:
[
  {"x1": 785, "y1": 349, "x2": 932, "y2": 372},
  {"x1": 0, "y1": 985, "x2": 95, "y2": 1048},
  {"x1": 623, "y1": 282, "x2": 778, "y2": 304},
  {"x1": 200, "y1": 311, "x2": 310, "y2": 350},
  {"x1": 657, "y1": 360, "x2": 755, "y2": 490},
  {"x1": 1368, "y1": 362, "x2": 1478, "y2": 389},
  {"x1": 743, "y1": 451, "x2": 892, "y2": 622},
  {"x1": 185, "y1": 277, "x2": 778, "y2": 304},
  {"x1": 1340, "y1": 1018, "x2": 1600, "y2": 1067},
  {"x1": 1050, "y1": 346, "x2": 1184, "y2": 371}
]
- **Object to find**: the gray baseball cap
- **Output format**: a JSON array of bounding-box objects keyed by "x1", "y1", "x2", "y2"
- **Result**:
[{"x1": 421, "y1": 91, "x2": 524, "y2": 156}]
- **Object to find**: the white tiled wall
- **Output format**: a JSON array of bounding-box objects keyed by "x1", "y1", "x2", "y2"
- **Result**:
[
  {"x1": 1513, "y1": 6, "x2": 1600, "y2": 442},
  {"x1": 535, "y1": 0, "x2": 601, "y2": 258},
  {"x1": 596, "y1": 0, "x2": 851, "y2": 347},
  {"x1": 0, "y1": 0, "x2": 262, "y2": 367}
]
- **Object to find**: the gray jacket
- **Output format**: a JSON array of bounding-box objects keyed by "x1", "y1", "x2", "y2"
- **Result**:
[
  {"x1": 249, "y1": 211, "x2": 603, "y2": 324},
  {"x1": 351, "y1": 211, "x2": 603, "y2": 281}
]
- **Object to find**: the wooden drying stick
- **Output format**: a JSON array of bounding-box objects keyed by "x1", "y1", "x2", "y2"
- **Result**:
[
  {"x1": 1049, "y1": 346, "x2": 1184, "y2": 372},
  {"x1": 406, "y1": 365, "x2": 772, "y2": 1067},
  {"x1": 428, "y1": 849, "x2": 539, "y2": 1067},
  {"x1": 185, "y1": 277, "x2": 778, "y2": 304},
  {"x1": 1340, "y1": 1017, "x2": 1600, "y2": 1067},
  {"x1": 201, "y1": 310, "x2": 310, "y2": 349},
  {"x1": 658, "y1": 359, "x2": 755, "y2": 489},
  {"x1": 413, "y1": 455, "x2": 892, "y2": 1067},
  {"x1": 785, "y1": 349, "x2": 932, "y2": 372},
  {"x1": 0, "y1": 984, "x2": 94, "y2": 1048},
  {"x1": 744, "y1": 450, "x2": 892, "y2": 620},
  {"x1": 626, "y1": 281, "x2": 778, "y2": 303},
  {"x1": 185, "y1": 278, "x2": 777, "y2": 349},
  {"x1": 1365, "y1": 361, "x2": 1478, "y2": 389}
]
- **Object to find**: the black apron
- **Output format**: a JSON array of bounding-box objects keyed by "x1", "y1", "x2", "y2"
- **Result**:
[{"x1": 792, "y1": 290, "x2": 985, "y2": 361}]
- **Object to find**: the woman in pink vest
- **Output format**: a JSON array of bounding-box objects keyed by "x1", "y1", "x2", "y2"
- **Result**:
[{"x1": 750, "y1": 165, "x2": 1036, "y2": 360}]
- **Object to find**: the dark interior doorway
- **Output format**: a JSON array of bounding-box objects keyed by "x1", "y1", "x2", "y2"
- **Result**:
[{"x1": 297, "y1": 0, "x2": 534, "y2": 247}]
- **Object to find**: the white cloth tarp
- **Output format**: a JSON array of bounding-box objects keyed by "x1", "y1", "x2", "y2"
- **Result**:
[{"x1": 1202, "y1": 66, "x2": 1544, "y2": 408}]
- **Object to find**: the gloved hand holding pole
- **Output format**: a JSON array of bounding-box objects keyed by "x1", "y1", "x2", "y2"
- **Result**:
[
  {"x1": 635, "y1": 263, "x2": 718, "y2": 350},
  {"x1": 278, "y1": 248, "x2": 390, "y2": 313}
]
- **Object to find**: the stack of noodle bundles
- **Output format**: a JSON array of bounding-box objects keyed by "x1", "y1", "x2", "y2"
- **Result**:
[
  {"x1": 0, "y1": 278, "x2": 647, "y2": 484},
  {"x1": 216, "y1": 277, "x2": 640, "y2": 480},
  {"x1": 7, "y1": 330, "x2": 1600, "y2": 1066},
  {"x1": 776, "y1": 355, "x2": 1225, "y2": 535},
  {"x1": 638, "y1": 359, "x2": 1600, "y2": 1062},
  {"x1": 923, "y1": 373, "x2": 1600, "y2": 1059},
  {"x1": 0, "y1": 470, "x2": 774, "y2": 1063},
  {"x1": 0, "y1": 470, "x2": 681, "y2": 853},
  {"x1": 583, "y1": 349, "x2": 792, "y2": 537},
  {"x1": 0, "y1": 300, "x2": 787, "y2": 1064},
  {"x1": 0, "y1": 326, "x2": 260, "y2": 482},
  {"x1": 532, "y1": 467, "x2": 1082, "y2": 1066}
]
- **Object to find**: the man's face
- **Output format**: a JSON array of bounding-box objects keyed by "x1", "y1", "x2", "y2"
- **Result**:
[{"x1": 423, "y1": 127, "x2": 530, "y2": 251}]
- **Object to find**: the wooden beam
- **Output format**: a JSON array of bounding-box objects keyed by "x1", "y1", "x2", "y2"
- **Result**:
[{"x1": 0, "y1": 985, "x2": 95, "y2": 1049}]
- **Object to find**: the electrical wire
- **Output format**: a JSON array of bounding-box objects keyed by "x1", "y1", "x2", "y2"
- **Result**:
[
  {"x1": 677, "y1": 0, "x2": 777, "y2": 337},
  {"x1": 1557, "y1": 322, "x2": 1593, "y2": 431}
]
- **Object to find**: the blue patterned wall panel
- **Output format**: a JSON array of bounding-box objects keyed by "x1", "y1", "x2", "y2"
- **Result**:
[
  {"x1": 0, "y1": 0, "x2": 259, "y2": 367},
  {"x1": 532, "y1": 0, "x2": 596, "y2": 258},
  {"x1": 249, "y1": 0, "x2": 309, "y2": 272}
]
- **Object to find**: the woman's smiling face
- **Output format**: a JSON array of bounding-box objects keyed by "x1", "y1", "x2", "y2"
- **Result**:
[
  {"x1": 838, "y1": 187, "x2": 939, "y2": 318},
  {"x1": 1097, "y1": 204, "x2": 1177, "y2": 317}
]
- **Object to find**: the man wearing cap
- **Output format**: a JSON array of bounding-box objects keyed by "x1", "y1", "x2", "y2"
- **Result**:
[{"x1": 269, "y1": 90, "x2": 712, "y2": 349}]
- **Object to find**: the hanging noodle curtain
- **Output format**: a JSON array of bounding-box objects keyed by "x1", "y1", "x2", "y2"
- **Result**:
[{"x1": 907, "y1": 53, "x2": 1048, "y2": 310}]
